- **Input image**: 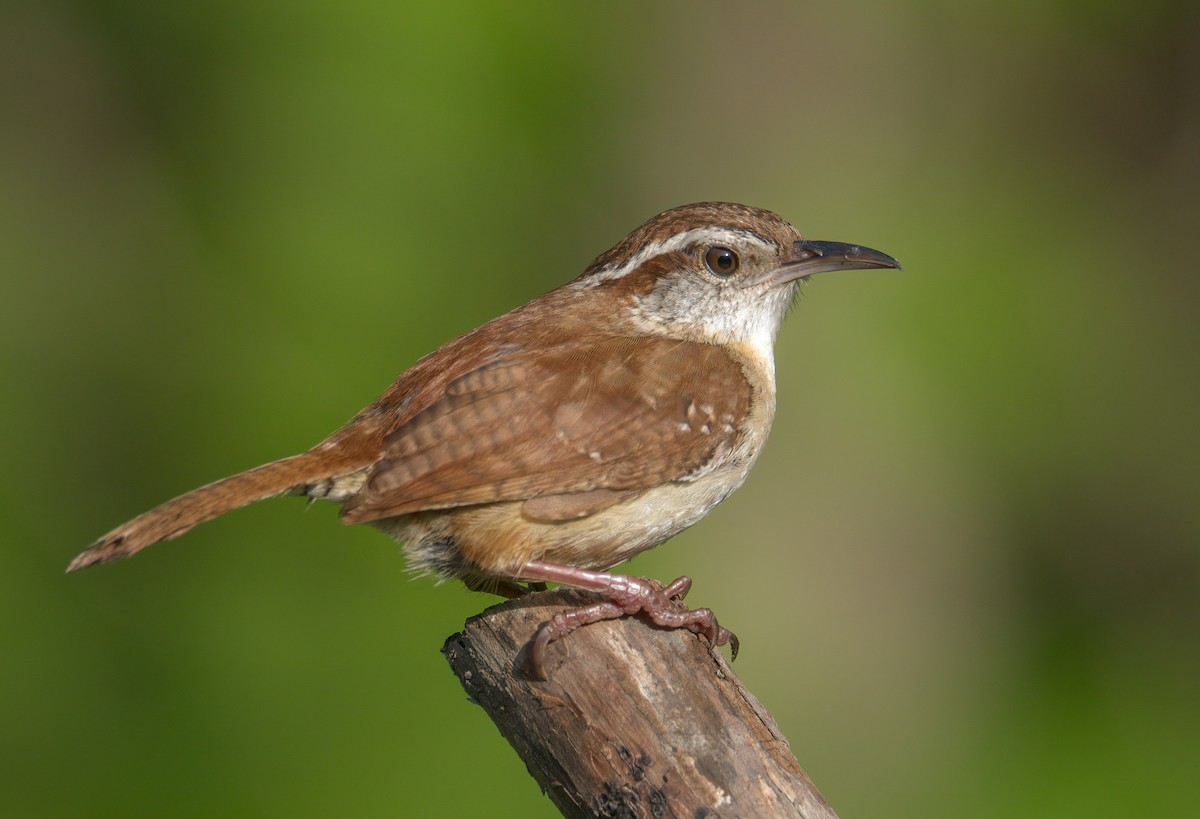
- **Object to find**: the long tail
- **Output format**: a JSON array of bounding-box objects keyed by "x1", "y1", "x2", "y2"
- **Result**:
[{"x1": 67, "y1": 450, "x2": 357, "y2": 572}]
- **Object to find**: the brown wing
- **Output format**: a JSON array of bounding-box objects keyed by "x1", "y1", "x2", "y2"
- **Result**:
[{"x1": 339, "y1": 337, "x2": 751, "y2": 524}]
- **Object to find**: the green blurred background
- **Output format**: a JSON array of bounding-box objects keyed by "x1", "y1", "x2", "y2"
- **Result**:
[{"x1": 3, "y1": 1, "x2": 1198, "y2": 816}]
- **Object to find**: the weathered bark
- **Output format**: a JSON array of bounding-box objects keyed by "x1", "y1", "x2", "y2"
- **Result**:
[{"x1": 443, "y1": 588, "x2": 838, "y2": 818}]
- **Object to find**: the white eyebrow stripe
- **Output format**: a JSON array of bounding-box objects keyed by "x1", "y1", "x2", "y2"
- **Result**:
[{"x1": 585, "y1": 227, "x2": 774, "y2": 285}]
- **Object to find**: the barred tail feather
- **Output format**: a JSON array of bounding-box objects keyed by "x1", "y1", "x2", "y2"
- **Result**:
[{"x1": 67, "y1": 451, "x2": 343, "y2": 572}]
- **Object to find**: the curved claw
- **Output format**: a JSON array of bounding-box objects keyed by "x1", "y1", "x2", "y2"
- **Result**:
[
  {"x1": 527, "y1": 624, "x2": 553, "y2": 680},
  {"x1": 721, "y1": 627, "x2": 740, "y2": 661},
  {"x1": 690, "y1": 610, "x2": 738, "y2": 662}
]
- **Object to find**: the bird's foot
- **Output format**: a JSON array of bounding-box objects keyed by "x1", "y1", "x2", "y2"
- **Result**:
[{"x1": 514, "y1": 559, "x2": 737, "y2": 679}]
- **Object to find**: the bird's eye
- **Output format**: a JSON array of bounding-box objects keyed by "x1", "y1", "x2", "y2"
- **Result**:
[{"x1": 704, "y1": 246, "x2": 740, "y2": 277}]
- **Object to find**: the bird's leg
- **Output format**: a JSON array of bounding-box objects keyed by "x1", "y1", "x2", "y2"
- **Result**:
[{"x1": 514, "y1": 559, "x2": 738, "y2": 679}]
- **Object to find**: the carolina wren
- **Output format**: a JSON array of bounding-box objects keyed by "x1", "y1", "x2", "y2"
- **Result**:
[{"x1": 69, "y1": 202, "x2": 899, "y2": 675}]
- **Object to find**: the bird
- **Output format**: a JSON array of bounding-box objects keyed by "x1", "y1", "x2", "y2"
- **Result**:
[{"x1": 68, "y1": 201, "x2": 900, "y2": 675}]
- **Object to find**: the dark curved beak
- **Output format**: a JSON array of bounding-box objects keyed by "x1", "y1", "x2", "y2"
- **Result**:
[{"x1": 756, "y1": 239, "x2": 902, "y2": 286}]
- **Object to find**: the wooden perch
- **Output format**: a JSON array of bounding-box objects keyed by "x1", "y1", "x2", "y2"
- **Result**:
[{"x1": 442, "y1": 588, "x2": 838, "y2": 818}]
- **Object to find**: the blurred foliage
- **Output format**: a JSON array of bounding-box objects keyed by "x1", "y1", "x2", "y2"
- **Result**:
[{"x1": 2, "y1": 0, "x2": 1198, "y2": 816}]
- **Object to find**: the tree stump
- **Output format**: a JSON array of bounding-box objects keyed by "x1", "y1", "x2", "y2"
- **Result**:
[{"x1": 443, "y1": 588, "x2": 838, "y2": 818}]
